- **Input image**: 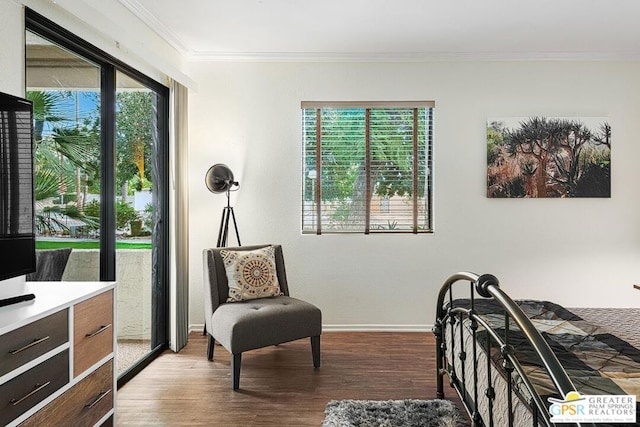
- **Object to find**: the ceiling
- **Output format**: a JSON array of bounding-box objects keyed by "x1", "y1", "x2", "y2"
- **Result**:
[{"x1": 117, "y1": 0, "x2": 640, "y2": 61}]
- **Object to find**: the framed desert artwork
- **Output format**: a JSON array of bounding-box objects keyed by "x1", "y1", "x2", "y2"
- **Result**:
[{"x1": 487, "y1": 117, "x2": 611, "y2": 198}]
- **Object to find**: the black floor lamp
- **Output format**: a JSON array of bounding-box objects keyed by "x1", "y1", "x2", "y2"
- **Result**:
[{"x1": 205, "y1": 163, "x2": 241, "y2": 247}]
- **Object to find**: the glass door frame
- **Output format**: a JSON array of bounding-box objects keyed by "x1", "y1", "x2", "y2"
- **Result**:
[{"x1": 26, "y1": 8, "x2": 169, "y2": 387}]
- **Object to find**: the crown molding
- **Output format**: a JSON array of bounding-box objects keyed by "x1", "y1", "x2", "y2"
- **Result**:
[
  {"x1": 187, "y1": 50, "x2": 640, "y2": 63},
  {"x1": 118, "y1": 0, "x2": 193, "y2": 57}
]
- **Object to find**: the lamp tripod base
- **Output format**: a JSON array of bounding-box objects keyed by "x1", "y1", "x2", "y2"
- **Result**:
[
  {"x1": 204, "y1": 191, "x2": 242, "y2": 336},
  {"x1": 217, "y1": 205, "x2": 241, "y2": 248}
]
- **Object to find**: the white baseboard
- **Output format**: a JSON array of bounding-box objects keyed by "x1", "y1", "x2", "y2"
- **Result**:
[
  {"x1": 322, "y1": 324, "x2": 433, "y2": 332},
  {"x1": 189, "y1": 323, "x2": 433, "y2": 333},
  {"x1": 190, "y1": 324, "x2": 205, "y2": 334}
]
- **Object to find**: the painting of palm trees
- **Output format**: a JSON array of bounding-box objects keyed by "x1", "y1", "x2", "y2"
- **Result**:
[{"x1": 487, "y1": 117, "x2": 611, "y2": 198}]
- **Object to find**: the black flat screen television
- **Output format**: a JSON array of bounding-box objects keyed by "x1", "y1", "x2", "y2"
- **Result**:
[{"x1": 0, "y1": 91, "x2": 36, "y2": 282}]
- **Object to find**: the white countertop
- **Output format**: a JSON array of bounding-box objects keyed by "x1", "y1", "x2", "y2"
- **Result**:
[{"x1": 0, "y1": 281, "x2": 116, "y2": 335}]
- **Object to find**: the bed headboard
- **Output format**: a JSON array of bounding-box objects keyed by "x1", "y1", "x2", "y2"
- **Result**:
[{"x1": 434, "y1": 272, "x2": 595, "y2": 427}]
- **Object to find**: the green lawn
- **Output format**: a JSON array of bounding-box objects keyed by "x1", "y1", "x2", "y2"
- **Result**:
[{"x1": 36, "y1": 240, "x2": 152, "y2": 250}]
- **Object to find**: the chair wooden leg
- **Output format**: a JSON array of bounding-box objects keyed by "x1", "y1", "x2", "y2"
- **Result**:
[
  {"x1": 232, "y1": 353, "x2": 242, "y2": 390},
  {"x1": 311, "y1": 335, "x2": 320, "y2": 368},
  {"x1": 207, "y1": 335, "x2": 215, "y2": 360}
]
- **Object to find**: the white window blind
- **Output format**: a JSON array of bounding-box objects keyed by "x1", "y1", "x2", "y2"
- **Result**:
[{"x1": 302, "y1": 102, "x2": 434, "y2": 234}]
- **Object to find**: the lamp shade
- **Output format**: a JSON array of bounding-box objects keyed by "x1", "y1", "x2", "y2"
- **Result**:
[{"x1": 205, "y1": 163, "x2": 237, "y2": 193}]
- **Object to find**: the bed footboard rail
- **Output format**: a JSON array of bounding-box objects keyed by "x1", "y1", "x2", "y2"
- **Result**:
[{"x1": 434, "y1": 272, "x2": 594, "y2": 427}]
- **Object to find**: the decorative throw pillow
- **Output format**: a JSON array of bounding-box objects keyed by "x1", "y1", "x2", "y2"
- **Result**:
[{"x1": 221, "y1": 246, "x2": 282, "y2": 302}]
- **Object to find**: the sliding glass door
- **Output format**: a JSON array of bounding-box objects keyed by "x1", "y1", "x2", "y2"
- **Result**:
[
  {"x1": 26, "y1": 30, "x2": 102, "y2": 281},
  {"x1": 114, "y1": 70, "x2": 168, "y2": 374},
  {"x1": 26, "y1": 9, "x2": 169, "y2": 385}
]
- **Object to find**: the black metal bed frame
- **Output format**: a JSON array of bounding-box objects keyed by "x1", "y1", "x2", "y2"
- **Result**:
[{"x1": 434, "y1": 272, "x2": 595, "y2": 427}]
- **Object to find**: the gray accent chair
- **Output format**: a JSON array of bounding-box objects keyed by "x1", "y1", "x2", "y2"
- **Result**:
[{"x1": 203, "y1": 244, "x2": 322, "y2": 390}]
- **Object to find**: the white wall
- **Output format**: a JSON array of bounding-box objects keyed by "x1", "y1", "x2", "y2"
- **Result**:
[
  {"x1": 0, "y1": 1, "x2": 25, "y2": 96},
  {"x1": 188, "y1": 60, "x2": 640, "y2": 331}
]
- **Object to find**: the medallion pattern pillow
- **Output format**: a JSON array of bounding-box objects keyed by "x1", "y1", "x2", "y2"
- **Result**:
[{"x1": 221, "y1": 246, "x2": 282, "y2": 302}]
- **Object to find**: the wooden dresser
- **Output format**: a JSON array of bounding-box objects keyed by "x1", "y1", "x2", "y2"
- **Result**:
[{"x1": 0, "y1": 282, "x2": 116, "y2": 427}]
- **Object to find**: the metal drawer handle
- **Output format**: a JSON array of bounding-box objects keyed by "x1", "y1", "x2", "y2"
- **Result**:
[
  {"x1": 85, "y1": 324, "x2": 112, "y2": 338},
  {"x1": 85, "y1": 389, "x2": 111, "y2": 409},
  {"x1": 9, "y1": 336, "x2": 50, "y2": 355},
  {"x1": 10, "y1": 381, "x2": 51, "y2": 406}
]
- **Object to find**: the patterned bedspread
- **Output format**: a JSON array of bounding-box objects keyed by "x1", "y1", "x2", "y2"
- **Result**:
[{"x1": 451, "y1": 298, "x2": 640, "y2": 424}]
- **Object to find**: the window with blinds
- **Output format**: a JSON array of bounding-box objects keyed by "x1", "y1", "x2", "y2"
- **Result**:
[{"x1": 302, "y1": 101, "x2": 434, "y2": 234}]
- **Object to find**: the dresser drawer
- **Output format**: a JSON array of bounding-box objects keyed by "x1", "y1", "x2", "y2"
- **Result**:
[
  {"x1": 20, "y1": 359, "x2": 113, "y2": 427},
  {"x1": 0, "y1": 309, "x2": 68, "y2": 377},
  {"x1": 0, "y1": 350, "x2": 69, "y2": 426},
  {"x1": 74, "y1": 290, "x2": 113, "y2": 377}
]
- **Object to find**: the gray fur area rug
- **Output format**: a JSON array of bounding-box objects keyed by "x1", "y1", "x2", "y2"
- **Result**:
[{"x1": 322, "y1": 399, "x2": 467, "y2": 427}]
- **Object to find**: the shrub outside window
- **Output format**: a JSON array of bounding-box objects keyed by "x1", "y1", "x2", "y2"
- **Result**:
[{"x1": 302, "y1": 101, "x2": 434, "y2": 234}]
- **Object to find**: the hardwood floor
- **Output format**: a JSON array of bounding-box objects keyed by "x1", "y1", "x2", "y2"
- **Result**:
[{"x1": 116, "y1": 331, "x2": 467, "y2": 426}]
